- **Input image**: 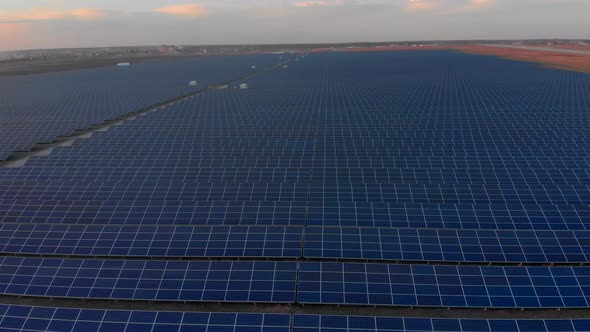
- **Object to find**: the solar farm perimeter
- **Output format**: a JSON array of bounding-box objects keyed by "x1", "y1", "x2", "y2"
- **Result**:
[{"x1": 1, "y1": 49, "x2": 590, "y2": 331}]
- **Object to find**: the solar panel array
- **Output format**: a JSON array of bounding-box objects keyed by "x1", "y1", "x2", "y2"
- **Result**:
[
  {"x1": 0, "y1": 304, "x2": 291, "y2": 332},
  {"x1": 0, "y1": 224, "x2": 303, "y2": 258},
  {"x1": 0, "y1": 257, "x2": 296, "y2": 302},
  {"x1": 0, "y1": 54, "x2": 284, "y2": 161},
  {"x1": 298, "y1": 262, "x2": 590, "y2": 308},
  {"x1": 303, "y1": 227, "x2": 590, "y2": 263},
  {"x1": 1, "y1": 50, "x2": 590, "y2": 328},
  {"x1": 3, "y1": 305, "x2": 590, "y2": 332},
  {"x1": 292, "y1": 314, "x2": 590, "y2": 332},
  {"x1": 2, "y1": 224, "x2": 590, "y2": 263}
]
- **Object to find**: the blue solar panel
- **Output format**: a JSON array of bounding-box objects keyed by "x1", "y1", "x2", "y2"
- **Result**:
[
  {"x1": 303, "y1": 227, "x2": 590, "y2": 263},
  {"x1": 0, "y1": 224, "x2": 303, "y2": 257},
  {"x1": 309, "y1": 183, "x2": 590, "y2": 205},
  {"x1": 0, "y1": 304, "x2": 291, "y2": 332},
  {"x1": 0, "y1": 258, "x2": 297, "y2": 302},
  {"x1": 5, "y1": 222, "x2": 590, "y2": 263},
  {"x1": 292, "y1": 314, "x2": 590, "y2": 332},
  {"x1": 307, "y1": 202, "x2": 590, "y2": 230},
  {"x1": 298, "y1": 262, "x2": 590, "y2": 308},
  {"x1": 0, "y1": 200, "x2": 307, "y2": 225}
]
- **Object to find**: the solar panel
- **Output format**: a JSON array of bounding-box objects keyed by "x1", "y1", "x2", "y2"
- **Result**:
[
  {"x1": 5, "y1": 223, "x2": 589, "y2": 263},
  {"x1": 298, "y1": 262, "x2": 590, "y2": 308},
  {"x1": 0, "y1": 304, "x2": 291, "y2": 332},
  {"x1": 309, "y1": 182, "x2": 590, "y2": 205},
  {"x1": 292, "y1": 314, "x2": 590, "y2": 332},
  {"x1": 0, "y1": 258, "x2": 297, "y2": 302},
  {"x1": 307, "y1": 202, "x2": 590, "y2": 230},
  {"x1": 304, "y1": 226, "x2": 590, "y2": 263},
  {"x1": 0, "y1": 224, "x2": 303, "y2": 258},
  {"x1": 0, "y1": 200, "x2": 307, "y2": 225}
]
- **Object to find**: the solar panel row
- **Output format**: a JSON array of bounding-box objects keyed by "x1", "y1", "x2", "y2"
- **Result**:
[
  {"x1": 303, "y1": 226, "x2": 590, "y2": 263},
  {"x1": 0, "y1": 224, "x2": 303, "y2": 258},
  {"x1": 0, "y1": 304, "x2": 290, "y2": 332},
  {"x1": 0, "y1": 258, "x2": 296, "y2": 303},
  {"x1": 2, "y1": 200, "x2": 590, "y2": 230},
  {"x1": 2, "y1": 223, "x2": 590, "y2": 263},
  {"x1": 2, "y1": 182, "x2": 589, "y2": 204},
  {"x1": 0, "y1": 199, "x2": 308, "y2": 226},
  {"x1": 307, "y1": 202, "x2": 590, "y2": 230},
  {"x1": 1, "y1": 304, "x2": 590, "y2": 332},
  {"x1": 292, "y1": 314, "x2": 590, "y2": 332},
  {"x1": 298, "y1": 262, "x2": 590, "y2": 308},
  {"x1": 2, "y1": 257, "x2": 590, "y2": 308}
]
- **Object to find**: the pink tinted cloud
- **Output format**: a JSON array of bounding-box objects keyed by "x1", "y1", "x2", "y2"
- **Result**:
[
  {"x1": 153, "y1": 4, "x2": 208, "y2": 17},
  {"x1": 407, "y1": 0, "x2": 436, "y2": 11},
  {"x1": 471, "y1": 0, "x2": 491, "y2": 8},
  {"x1": 293, "y1": 0, "x2": 343, "y2": 8},
  {"x1": 406, "y1": 0, "x2": 492, "y2": 12},
  {"x1": 0, "y1": 8, "x2": 104, "y2": 22}
]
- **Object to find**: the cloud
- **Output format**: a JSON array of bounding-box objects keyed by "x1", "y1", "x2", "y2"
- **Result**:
[
  {"x1": 153, "y1": 4, "x2": 208, "y2": 17},
  {"x1": 407, "y1": 0, "x2": 436, "y2": 11},
  {"x1": 406, "y1": 0, "x2": 493, "y2": 12},
  {"x1": 293, "y1": 0, "x2": 343, "y2": 7},
  {"x1": 68, "y1": 8, "x2": 104, "y2": 20},
  {"x1": 0, "y1": 8, "x2": 104, "y2": 23},
  {"x1": 470, "y1": 0, "x2": 492, "y2": 8}
]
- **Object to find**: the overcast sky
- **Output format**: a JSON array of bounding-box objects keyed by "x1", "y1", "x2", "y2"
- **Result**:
[{"x1": 1, "y1": 0, "x2": 589, "y2": 51}]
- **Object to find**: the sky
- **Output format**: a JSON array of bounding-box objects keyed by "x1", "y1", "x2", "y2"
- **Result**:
[{"x1": 0, "y1": 0, "x2": 589, "y2": 51}]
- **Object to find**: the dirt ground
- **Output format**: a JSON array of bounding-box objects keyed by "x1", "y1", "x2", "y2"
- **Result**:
[
  {"x1": 3, "y1": 45, "x2": 590, "y2": 77},
  {"x1": 525, "y1": 44, "x2": 590, "y2": 52},
  {"x1": 311, "y1": 45, "x2": 452, "y2": 53},
  {"x1": 310, "y1": 44, "x2": 590, "y2": 74},
  {"x1": 454, "y1": 45, "x2": 590, "y2": 73},
  {"x1": 0, "y1": 54, "x2": 204, "y2": 77}
]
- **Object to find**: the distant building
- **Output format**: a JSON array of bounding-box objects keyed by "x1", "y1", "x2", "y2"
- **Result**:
[{"x1": 158, "y1": 45, "x2": 180, "y2": 54}]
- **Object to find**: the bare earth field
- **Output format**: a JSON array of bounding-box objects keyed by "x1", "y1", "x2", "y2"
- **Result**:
[
  {"x1": 310, "y1": 45, "x2": 451, "y2": 53},
  {"x1": 0, "y1": 54, "x2": 205, "y2": 77},
  {"x1": 3, "y1": 44, "x2": 590, "y2": 77},
  {"x1": 311, "y1": 44, "x2": 590, "y2": 74},
  {"x1": 0, "y1": 56, "x2": 154, "y2": 76},
  {"x1": 455, "y1": 45, "x2": 590, "y2": 73},
  {"x1": 525, "y1": 43, "x2": 590, "y2": 52}
]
